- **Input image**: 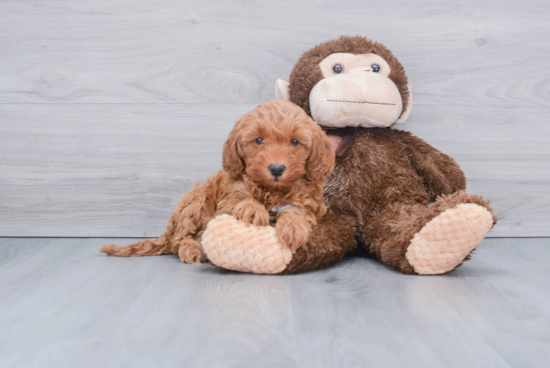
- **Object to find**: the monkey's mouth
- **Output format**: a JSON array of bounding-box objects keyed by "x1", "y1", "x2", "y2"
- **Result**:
[{"x1": 326, "y1": 99, "x2": 396, "y2": 106}]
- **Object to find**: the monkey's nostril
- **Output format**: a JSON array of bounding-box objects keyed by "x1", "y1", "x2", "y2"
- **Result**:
[{"x1": 269, "y1": 164, "x2": 286, "y2": 178}]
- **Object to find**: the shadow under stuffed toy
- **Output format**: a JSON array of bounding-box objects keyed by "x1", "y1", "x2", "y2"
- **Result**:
[{"x1": 202, "y1": 35, "x2": 498, "y2": 275}]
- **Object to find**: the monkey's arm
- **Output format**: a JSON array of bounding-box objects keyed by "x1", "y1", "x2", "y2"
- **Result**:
[
  {"x1": 399, "y1": 131, "x2": 466, "y2": 200},
  {"x1": 201, "y1": 211, "x2": 358, "y2": 275}
]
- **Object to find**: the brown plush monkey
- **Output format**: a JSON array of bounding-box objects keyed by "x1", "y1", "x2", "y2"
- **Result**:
[{"x1": 202, "y1": 36, "x2": 497, "y2": 275}]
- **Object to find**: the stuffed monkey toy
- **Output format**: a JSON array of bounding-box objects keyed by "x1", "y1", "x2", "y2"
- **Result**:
[{"x1": 202, "y1": 36, "x2": 497, "y2": 275}]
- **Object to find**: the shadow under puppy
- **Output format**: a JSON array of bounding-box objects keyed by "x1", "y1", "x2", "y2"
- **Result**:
[{"x1": 100, "y1": 99, "x2": 335, "y2": 264}]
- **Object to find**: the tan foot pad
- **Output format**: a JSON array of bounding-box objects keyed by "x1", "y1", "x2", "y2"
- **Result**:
[
  {"x1": 202, "y1": 214, "x2": 292, "y2": 274},
  {"x1": 406, "y1": 203, "x2": 493, "y2": 275}
]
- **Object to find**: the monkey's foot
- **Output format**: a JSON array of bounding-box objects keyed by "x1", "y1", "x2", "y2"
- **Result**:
[
  {"x1": 202, "y1": 214, "x2": 292, "y2": 274},
  {"x1": 406, "y1": 203, "x2": 493, "y2": 275}
]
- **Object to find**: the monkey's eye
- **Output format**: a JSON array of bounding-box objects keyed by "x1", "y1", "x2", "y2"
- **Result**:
[
  {"x1": 332, "y1": 64, "x2": 343, "y2": 74},
  {"x1": 291, "y1": 139, "x2": 300, "y2": 146},
  {"x1": 371, "y1": 64, "x2": 381, "y2": 73},
  {"x1": 254, "y1": 138, "x2": 263, "y2": 145}
]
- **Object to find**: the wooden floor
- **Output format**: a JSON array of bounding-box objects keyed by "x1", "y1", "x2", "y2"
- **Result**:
[{"x1": 0, "y1": 238, "x2": 549, "y2": 368}]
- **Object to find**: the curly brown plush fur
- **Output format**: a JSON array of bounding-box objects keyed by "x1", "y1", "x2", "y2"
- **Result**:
[
  {"x1": 282, "y1": 128, "x2": 497, "y2": 275},
  {"x1": 100, "y1": 100, "x2": 334, "y2": 262},
  {"x1": 278, "y1": 36, "x2": 498, "y2": 274}
]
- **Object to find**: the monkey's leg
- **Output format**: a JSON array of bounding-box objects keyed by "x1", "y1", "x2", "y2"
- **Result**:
[
  {"x1": 282, "y1": 212, "x2": 358, "y2": 274},
  {"x1": 202, "y1": 212, "x2": 358, "y2": 275},
  {"x1": 364, "y1": 191, "x2": 497, "y2": 275}
]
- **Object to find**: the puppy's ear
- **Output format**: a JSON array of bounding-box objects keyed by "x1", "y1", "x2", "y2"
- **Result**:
[
  {"x1": 306, "y1": 127, "x2": 335, "y2": 182},
  {"x1": 222, "y1": 124, "x2": 245, "y2": 175}
]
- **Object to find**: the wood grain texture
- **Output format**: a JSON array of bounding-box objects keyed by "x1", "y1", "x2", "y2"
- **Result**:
[
  {"x1": 0, "y1": 104, "x2": 252, "y2": 237},
  {"x1": 1, "y1": 103, "x2": 548, "y2": 237},
  {"x1": 0, "y1": 0, "x2": 549, "y2": 106},
  {"x1": 0, "y1": 0, "x2": 549, "y2": 236},
  {"x1": 1, "y1": 237, "x2": 549, "y2": 368}
]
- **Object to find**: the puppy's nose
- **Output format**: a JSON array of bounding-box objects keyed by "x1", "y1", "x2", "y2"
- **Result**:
[{"x1": 269, "y1": 164, "x2": 286, "y2": 178}]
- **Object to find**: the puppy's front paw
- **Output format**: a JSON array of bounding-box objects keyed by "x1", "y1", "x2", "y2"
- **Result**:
[
  {"x1": 233, "y1": 201, "x2": 270, "y2": 227},
  {"x1": 276, "y1": 211, "x2": 311, "y2": 253}
]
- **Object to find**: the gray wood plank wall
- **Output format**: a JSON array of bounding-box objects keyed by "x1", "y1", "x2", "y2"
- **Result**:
[{"x1": 0, "y1": 0, "x2": 548, "y2": 237}]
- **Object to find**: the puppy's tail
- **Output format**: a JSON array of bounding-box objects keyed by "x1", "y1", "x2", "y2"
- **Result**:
[
  {"x1": 100, "y1": 233, "x2": 171, "y2": 258},
  {"x1": 100, "y1": 178, "x2": 215, "y2": 259}
]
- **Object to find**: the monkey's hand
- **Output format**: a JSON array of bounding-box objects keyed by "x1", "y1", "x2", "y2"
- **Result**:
[{"x1": 232, "y1": 200, "x2": 270, "y2": 227}]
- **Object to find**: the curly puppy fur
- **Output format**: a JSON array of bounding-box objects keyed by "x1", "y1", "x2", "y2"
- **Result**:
[{"x1": 100, "y1": 100, "x2": 334, "y2": 263}]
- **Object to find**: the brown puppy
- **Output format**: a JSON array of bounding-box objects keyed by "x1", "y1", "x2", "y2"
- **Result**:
[{"x1": 100, "y1": 100, "x2": 334, "y2": 263}]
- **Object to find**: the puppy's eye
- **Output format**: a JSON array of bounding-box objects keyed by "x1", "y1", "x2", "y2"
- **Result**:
[
  {"x1": 332, "y1": 64, "x2": 343, "y2": 74},
  {"x1": 254, "y1": 138, "x2": 263, "y2": 145},
  {"x1": 371, "y1": 64, "x2": 381, "y2": 73},
  {"x1": 291, "y1": 139, "x2": 299, "y2": 146}
]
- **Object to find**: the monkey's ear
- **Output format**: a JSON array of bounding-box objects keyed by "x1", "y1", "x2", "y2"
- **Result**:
[
  {"x1": 395, "y1": 86, "x2": 413, "y2": 124},
  {"x1": 275, "y1": 79, "x2": 290, "y2": 100},
  {"x1": 222, "y1": 126, "x2": 245, "y2": 176}
]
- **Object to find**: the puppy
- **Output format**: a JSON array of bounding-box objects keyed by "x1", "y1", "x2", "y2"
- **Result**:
[{"x1": 100, "y1": 100, "x2": 335, "y2": 264}]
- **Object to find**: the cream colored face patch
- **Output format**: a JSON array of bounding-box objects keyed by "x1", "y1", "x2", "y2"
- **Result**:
[
  {"x1": 319, "y1": 53, "x2": 391, "y2": 78},
  {"x1": 310, "y1": 53, "x2": 403, "y2": 128}
]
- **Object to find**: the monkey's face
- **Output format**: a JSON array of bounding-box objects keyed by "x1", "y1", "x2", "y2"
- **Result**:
[
  {"x1": 309, "y1": 53, "x2": 404, "y2": 128},
  {"x1": 276, "y1": 36, "x2": 413, "y2": 133}
]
